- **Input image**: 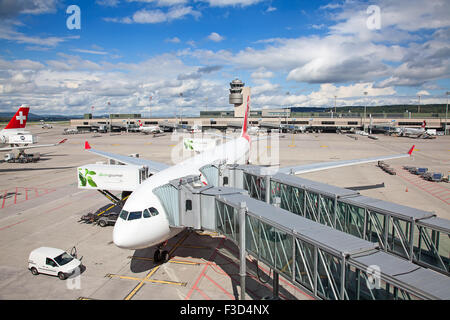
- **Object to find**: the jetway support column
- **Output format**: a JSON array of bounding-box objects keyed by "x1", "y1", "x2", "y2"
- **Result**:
[
  {"x1": 239, "y1": 201, "x2": 247, "y2": 300},
  {"x1": 271, "y1": 186, "x2": 280, "y2": 300}
]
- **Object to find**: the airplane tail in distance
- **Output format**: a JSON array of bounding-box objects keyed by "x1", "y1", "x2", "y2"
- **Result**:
[
  {"x1": 421, "y1": 120, "x2": 426, "y2": 128},
  {"x1": 4, "y1": 105, "x2": 30, "y2": 129},
  {"x1": 241, "y1": 96, "x2": 250, "y2": 142}
]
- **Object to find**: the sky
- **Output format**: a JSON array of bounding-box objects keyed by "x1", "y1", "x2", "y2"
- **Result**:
[{"x1": 0, "y1": 0, "x2": 449, "y2": 116}]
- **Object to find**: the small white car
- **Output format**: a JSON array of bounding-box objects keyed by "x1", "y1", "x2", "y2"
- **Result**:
[{"x1": 28, "y1": 247, "x2": 82, "y2": 280}]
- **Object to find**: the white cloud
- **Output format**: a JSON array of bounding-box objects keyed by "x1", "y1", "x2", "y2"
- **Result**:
[
  {"x1": 96, "y1": 0, "x2": 120, "y2": 6},
  {"x1": 72, "y1": 49, "x2": 109, "y2": 55},
  {"x1": 207, "y1": 32, "x2": 225, "y2": 42},
  {"x1": 203, "y1": 0, "x2": 264, "y2": 7},
  {"x1": 165, "y1": 36, "x2": 181, "y2": 43},
  {"x1": 105, "y1": 5, "x2": 200, "y2": 24}
]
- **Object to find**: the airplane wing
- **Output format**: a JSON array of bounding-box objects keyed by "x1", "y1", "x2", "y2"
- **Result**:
[
  {"x1": 279, "y1": 145, "x2": 415, "y2": 175},
  {"x1": 0, "y1": 139, "x2": 67, "y2": 152},
  {"x1": 84, "y1": 141, "x2": 169, "y2": 174}
]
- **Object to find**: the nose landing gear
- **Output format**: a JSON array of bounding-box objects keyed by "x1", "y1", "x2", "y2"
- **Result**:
[{"x1": 153, "y1": 241, "x2": 169, "y2": 263}]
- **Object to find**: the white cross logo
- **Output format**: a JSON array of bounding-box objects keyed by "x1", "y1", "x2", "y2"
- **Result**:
[{"x1": 16, "y1": 111, "x2": 26, "y2": 125}]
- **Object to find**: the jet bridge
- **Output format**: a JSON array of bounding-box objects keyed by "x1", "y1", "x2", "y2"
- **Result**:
[
  {"x1": 227, "y1": 165, "x2": 450, "y2": 276},
  {"x1": 151, "y1": 174, "x2": 450, "y2": 300}
]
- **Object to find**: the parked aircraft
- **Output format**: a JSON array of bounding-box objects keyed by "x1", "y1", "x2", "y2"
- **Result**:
[
  {"x1": 0, "y1": 105, "x2": 67, "y2": 155},
  {"x1": 138, "y1": 121, "x2": 161, "y2": 134},
  {"x1": 399, "y1": 120, "x2": 427, "y2": 137},
  {"x1": 84, "y1": 96, "x2": 414, "y2": 261}
]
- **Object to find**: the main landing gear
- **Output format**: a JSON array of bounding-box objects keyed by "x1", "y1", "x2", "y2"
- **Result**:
[{"x1": 154, "y1": 242, "x2": 169, "y2": 263}]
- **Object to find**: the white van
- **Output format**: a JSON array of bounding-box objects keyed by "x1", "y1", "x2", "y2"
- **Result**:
[{"x1": 28, "y1": 247, "x2": 82, "y2": 280}]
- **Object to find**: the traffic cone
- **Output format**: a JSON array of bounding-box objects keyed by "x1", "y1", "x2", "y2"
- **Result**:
[{"x1": 405, "y1": 187, "x2": 408, "y2": 192}]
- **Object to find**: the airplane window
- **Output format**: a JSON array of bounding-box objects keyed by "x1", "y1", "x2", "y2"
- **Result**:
[
  {"x1": 143, "y1": 209, "x2": 151, "y2": 218},
  {"x1": 119, "y1": 210, "x2": 129, "y2": 220},
  {"x1": 149, "y1": 207, "x2": 159, "y2": 216},
  {"x1": 128, "y1": 211, "x2": 142, "y2": 221}
]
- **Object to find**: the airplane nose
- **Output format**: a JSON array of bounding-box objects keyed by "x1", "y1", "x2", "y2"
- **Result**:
[{"x1": 112, "y1": 221, "x2": 135, "y2": 249}]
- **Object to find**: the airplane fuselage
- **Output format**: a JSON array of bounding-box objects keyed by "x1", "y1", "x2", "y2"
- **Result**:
[{"x1": 113, "y1": 136, "x2": 250, "y2": 249}]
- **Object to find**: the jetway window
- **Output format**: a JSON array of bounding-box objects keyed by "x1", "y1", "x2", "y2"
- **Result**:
[
  {"x1": 215, "y1": 201, "x2": 237, "y2": 241},
  {"x1": 317, "y1": 249, "x2": 342, "y2": 300},
  {"x1": 294, "y1": 238, "x2": 315, "y2": 291},
  {"x1": 259, "y1": 221, "x2": 276, "y2": 266},
  {"x1": 366, "y1": 211, "x2": 387, "y2": 248},
  {"x1": 414, "y1": 226, "x2": 449, "y2": 273},
  {"x1": 128, "y1": 211, "x2": 142, "y2": 221},
  {"x1": 274, "y1": 229, "x2": 293, "y2": 279},
  {"x1": 223, "y1": 177, "x2": 229, "y2": 186},
  {"x1": 245, "y1": 215, "x2": 260, "y2": 256},
  {"x1": 387, "y1": 217, "x2": 411, "y2": 259},
  {"x1": 186, "y1": 200, "x2": 192, "y2": 211},
  {"x1": 319, "y1": 195, "x2": 335, "y2": 227},
  {"x1": 119, "y1": 210, "x2": 129, "y2": 220}
]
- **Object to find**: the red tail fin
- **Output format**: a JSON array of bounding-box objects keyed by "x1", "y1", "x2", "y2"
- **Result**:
[
  {"x1": 408, "y1": 145, "x2": 415, "y2": 155},
  {"x1": 421, "y1": 120, "x2": 426, "y2": 128},
  {"x1": 4, "y1": 105, "x2": 29, "y2": 129},
  {"x1": 241, "y1": 96, "x2": 250, "y2": 141}
]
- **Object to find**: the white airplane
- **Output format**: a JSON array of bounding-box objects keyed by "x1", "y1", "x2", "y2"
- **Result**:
[
  {"x1": 138, "y1": 121, "x2": 161, "y2": 134},
  {"x1": 83, "y1": 96, "x2": 415, "y2": 261},
  {"x1": 247, "y1": 126, "x2": 261, "y2": 135},
  {"x1": 399, "y1": 120, "x2": 427, "y2": 137},
  {"x1": 0, "y1": 105, "x2": 67, "y2": 154},
  {"x1": 190, "y1": 124, "x2": 202, "y2": 134}
]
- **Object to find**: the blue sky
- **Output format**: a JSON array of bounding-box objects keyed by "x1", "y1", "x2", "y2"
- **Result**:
[{"x1": 0, "y1": 0, "x2": 449, "y2": 116}]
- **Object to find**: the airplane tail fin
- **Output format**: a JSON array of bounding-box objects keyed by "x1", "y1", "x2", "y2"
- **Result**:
[
  {"x1": 241, "y1": 96, "x2": 250, "y2": 141},
  {"x1": 421, "y1": 120, "x2": 426, "y2": 128},
  {"x1": 408, "y1": 145, "x2": 415, "y2": 155},
  {"x1": 4, "y1": 105, "x2": 30, "y2": 129}
]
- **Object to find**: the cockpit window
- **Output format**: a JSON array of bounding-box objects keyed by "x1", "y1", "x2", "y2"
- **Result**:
[
  {"x1": 119, "y1": 210, "x2": 129, "y2": 220},
  {"x1": 143, "y1": 209, "x2": 151, "y2": 218},
  {"x1": 127, "y1": 211, "x2": 142, "y2": 221},
  {"x1": 149, "y1": 207, "x2": 159, "y2": 217}
]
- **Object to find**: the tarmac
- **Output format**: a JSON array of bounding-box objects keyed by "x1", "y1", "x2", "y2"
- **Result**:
[{"x1": 0, "y1": 123, "x2": 448, "y2": 300}]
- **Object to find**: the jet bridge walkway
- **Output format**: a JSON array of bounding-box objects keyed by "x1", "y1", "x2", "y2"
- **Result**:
[
  {"x1": 153, "y1": 174, "x2": 450, "y2": 300},
  {"x1": 203, "y1": 164, "x2": 450, "y2": 276}
]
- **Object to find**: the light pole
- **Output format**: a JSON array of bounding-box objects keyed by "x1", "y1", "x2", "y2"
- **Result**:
[
  {"x1": 446, "y1": 91, "x2": 449, "y2": 135},
  {"x1": 363, "y1": 91, "x2": 368, "y2": 132},
  {"x1": 418, "y1": 94, "x2": 421, "y2": 114},
  {"x1": 334, "y1": 95, "x2": 337, "y2": 113},
  {"x1": 149, "y1": 96, "x2": 152, "y2": 119}
]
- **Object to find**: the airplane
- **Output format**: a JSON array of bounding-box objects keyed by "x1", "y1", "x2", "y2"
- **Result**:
[
  {"x1": 399, "y1": 120, "x2": 427, "y2": 137},
  {"x1": 0, "y1": 105, "x2": 67, "y2": 156},
  {"x1": 189, "y1": 124, "x2": 202, "y2": 134},
  {"x1": 138, "y1": 121, "x2": 161, "y2": 134},
  {"x1": 247, "y1": 126, "x2": 261, "y2": 135},
  {"x1": 83, "y1": 96, "x2": 415, "y2": 262}
]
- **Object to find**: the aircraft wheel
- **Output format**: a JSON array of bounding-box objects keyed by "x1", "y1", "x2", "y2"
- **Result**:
[
  {"x1": 153, "y1": 250, "x2": 161, "y2": 263},
  {"x1": 161, "y1": 251, "x2": 169, "y2": 263}
]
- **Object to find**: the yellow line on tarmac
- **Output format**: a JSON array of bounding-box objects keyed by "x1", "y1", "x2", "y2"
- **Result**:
[
  {"x1": 108, "y1": 274, "x2": 187, "y2": 286},
  {"x1": 123, "y1": 231, "x2": 190, "y2": 300},
  {"x1": 97, "y1": 195, "x2": 129, "y2": 216},
  {"x1": 128, "y1": 256, "x2": 200, "y2": 265}
]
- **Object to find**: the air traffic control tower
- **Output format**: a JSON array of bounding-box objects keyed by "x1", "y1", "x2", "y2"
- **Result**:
[{"x1": 229, "y1": 78, "x2": 251, "y2": 118}]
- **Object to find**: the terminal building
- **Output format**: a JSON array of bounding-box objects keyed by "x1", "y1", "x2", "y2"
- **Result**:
[{"x1": 70, "y1": 78, "x2": 449, "y2": 133}]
